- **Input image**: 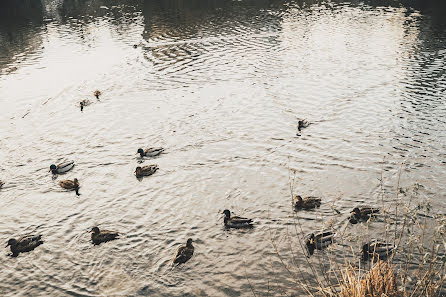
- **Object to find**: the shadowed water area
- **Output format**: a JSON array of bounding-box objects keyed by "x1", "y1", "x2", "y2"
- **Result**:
[{"x1": 0, "y1": 0, "x2": 445, "y2": 296}]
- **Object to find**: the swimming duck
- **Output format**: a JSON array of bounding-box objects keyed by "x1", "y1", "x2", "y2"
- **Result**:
[
  {"x1": 172, "y1": 238, "x2": 194, "y2": 264},
  {"x1": 294, "y1": 195, "x2": 321, "y2": 210},
  {"x1": 137, "y1": 147, "x2": 164, "y2": 158},
  {"x1": 90, "y1": 227, "x2": 119, "y2": 245},
  {"x1": 135, "y1": 165, "x2": 158, "y2": 177},
  {"x1": 6, "y1": 235, "x2": 43, "y2": 257},
  {"x1": 362, "y1": 240, "x2": 394, "y2": 261},
  {"x1": 59, "y1": 178, "x2": 80, "y2": 195},
  {"x1": 93, "y1": 90, "x2": 101, "y2": 99},
  {"x1": 297, "y1": 119, "x2": 310, "y2": 132},
  {"x1": 306, "y1": 231, "x2": 335, "y2": 256},
  {"x1": 222, "y1": 209, "x2": 253, "y2": 228},
  {"x1": 349, "y1": 207, "x2": 380, "y2": 224},
  {"x1": 80, "y1": 99, "x2": 91, "y2": 111},
  {"x1": 50, "y1": 161, "x2": 75, "y2": 175}
]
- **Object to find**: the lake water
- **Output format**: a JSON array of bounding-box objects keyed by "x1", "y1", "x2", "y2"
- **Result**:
[{"x1": 0, "y1": 0, "x2": 445, "y2": 296}]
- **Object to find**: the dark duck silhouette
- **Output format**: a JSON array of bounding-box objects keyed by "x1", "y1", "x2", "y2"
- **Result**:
[
  {"x1": 6, "y1": 235, "x2": 43, "y2": 257},
  {"x1": 222, "y1": 209, "x2": 253, "y2": 228},
  {"x1": 90, "y1": 227, "x2": 119, "y2": 245},
  {"x1": 172, "y1": 238, "x2": 194, "y2": 264},
  {"x1": 50, "y1": 161, "x2": 75, "y2": 175},
  {"x1": 349, "y1": 207, "x2": 379, "y2": 224},
  {"x1": 297, "y1": 119, "x2": 310, "y2": 132},
  {"x1": 306, "y1": 231, "x2": 335, "y2": 256},
  {"x1": 362, "y1": 240, "x2": 394, "y2": 261},
  {"x1": 294, "y1": 195, "x2": 321, "y2": 210}
]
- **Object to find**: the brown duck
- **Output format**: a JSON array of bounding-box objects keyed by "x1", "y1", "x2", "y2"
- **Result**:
[
  {"x1": 6, "y1": 235, "x2": 43, "y2": 257},
  {"x1": 90, "y1": 227, "x2": 119, "y2": 245},
  {"x1": 172, "y1": 238, "x2": 194, "y2": 264},
  {"x1": 294, "y1": 195, "x2": 321, "y2": 210},
  {"x1": 59, "y1": 178, "x2": 80, "y2": 196}
]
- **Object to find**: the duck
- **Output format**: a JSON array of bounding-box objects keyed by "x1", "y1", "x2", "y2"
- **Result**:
[
  {"x1": 306, "y1": 231, "x2": 335, "y2": 256},
  {"x1": 59, "y1": 178, "x2": 80, "y2": 195},
  {"x1": 135, "y1": 165, "x2": 158, "y2": 177},
  {"x1": 6, "y1": 235, "x2": 43, "y2": 257},
  {"x1": 90, "y1": 227, "x2": 119, "y2": 245},
  {"x1": 172, "y1": 238, "x2": 194, "y2": 264},
  {"x1": 297, "y1": 119, "x2": 310, "y2": 132},
  {"x1": 294, "y1": 195, "x2": 321, "y2": 210},
  {"x1": 222, "y1": 209, "x2": 253, "y2": 228},
  {"x1": 137, "y1": 147, "x2": 164, "y2": 158},
  {"x1": 0, "y1": 180, "x2": 4, "y2": 189},
  {"x1": 362, "y1": 240, "x2": 394, "y2": 261},
  {"x1": 50, "y1": 161, "x2": 75, "y2": 175},
  {"x1": 80, "y1": 99, "x2": 91, "y2": 111},
  {"x1": 93, "y1": 90, "x2": 101, "y2": 99},
  {"x1": 349, "y1": 207, "x2": 380, "y2": 224}
]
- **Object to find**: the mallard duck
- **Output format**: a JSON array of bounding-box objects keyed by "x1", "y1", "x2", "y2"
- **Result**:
[
  {"x1": 362, "y1": 240, "x2": 394, "y2": 261},
  {"x1": 50, "y1": 161, "x2": 75, "y2": 175},
  {"x1": 135, "y1": 165, "x2": 158, "y2": 177},
  {"x1": 59, "y1": 178, "x2": 80, "y2": 195},
  {"x1": 137, "y1": 147, "x2": 164, "y2": 158},
  {"x1": 90, "y1": 227, "x2": 119, "y2": 245},
  {"x1": 297, "y1": 119, "x2": 310, "y2": 131},
  {"x1": 222, "y1": 209, "x2": 253, "y2": 228},
  {"x1": 349, "y1": 207, "x2": 380, "y2": 224},
  {"x1": 294, "y1": 195, "x2": 321, "y2": 210},
  {"x1": 80, "y1": 99, "x2": 91, "y2": 111},
  {"x1": 306, "y1": 231, "x2": 335, "y2": 255},
  {"x1": 6, "y1": 235, "x2": 43, "y2": 257},
  {"x1": 93, "y1": 90, "x2": 101, "y2": 99},
  {"x1": 172, "y1": 238, "x2": 194, "y2": 264}
]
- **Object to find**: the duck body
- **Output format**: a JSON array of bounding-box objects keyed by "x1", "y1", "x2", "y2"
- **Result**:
[
  {"x1": 297, "y1": 119, "x2": 310, "y2": 132},
  {"x1": 59, "y1": 178, "x2": 80, "y2": 195},
  {"x1": 173, "y1": 239, "x2": 194, "y2": 264},
  {"x1": 6, "y1": 235, "x2": 43, "y2": 257},
  {"x1": 93, "y1": 90, "x2": 101, "y2": 99},
  {"x1": 50, "y1": 161, "x2": 75, "y2": 175},
  {"x1": 222, "y1": 209, "x2": 253, "y2": 228},
  {"x1": 90, "y1": 227, "x2": 119, "y2": 245},
  {"x1": 362, "y1": 240, "x2": 394, "y2": 261},
  {"x1": 80, "y1": 99, "x2": 91, "y2": 111},
  {"x1": 294, "y1": 195, "x2": 321, "y2": 210},
  {"x1": 137, "y1": 147, "x2": 164, "y2": 158},
  {"x1": 349, "y1": 207, "x2": 380, "y2": 224},
  {"x1": 306, "y1": 231, "x2": 335, "y2": 255},
  {"x1": 135, "y1": 165, "x2": 158, "y2": 177}
]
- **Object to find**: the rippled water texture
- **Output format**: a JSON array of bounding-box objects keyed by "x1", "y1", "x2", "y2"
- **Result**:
[{"x1": 1, "y1": 0, "x2": 445, "y2": 296}]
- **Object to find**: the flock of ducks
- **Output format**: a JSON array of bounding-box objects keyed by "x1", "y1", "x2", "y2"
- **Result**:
[{"x1": 0, "y1": 110, "x2": 393, "y2": 265}]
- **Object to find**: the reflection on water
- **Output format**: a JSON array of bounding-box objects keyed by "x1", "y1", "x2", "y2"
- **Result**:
[{"x1": 0, "y1": 0, "x2": 445, "y2": 296}]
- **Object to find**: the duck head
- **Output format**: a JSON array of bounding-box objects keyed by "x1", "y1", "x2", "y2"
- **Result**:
[
  {"x1": 306, "y1": 233, "x2": 315, "y2": 255},
  {"x1": 135, "y1": 166, "x2": 142, "y2": 176},
  {"x1": 80, "y1": 101, "x2": 84, "y2": 111},
  {"x1": 186, "y1": 238, "x2": 193, "y2": 247},
  {"x1": 222, "y1": 209, "x2": 231, "y2": 218},
  {"x1": 6, "y1": 238, "x2": 17, "y2": 247},
  {"x1": 295, "y1": 195, "x2": 303, "y2": 202},
  {"x1": 50, "y1": 164, "x2": 57, "y2": 174},
  {"x1": 361, "y1": 243, "x2": 370, "y2": 260},
  {"x1": 352, "y1": 207, "x2": 360, "y2": 215},
  {"x1": 137, "y1": 148, "x2": 144, "y2": 157},
  {"x1": 90, "y1": 227, "x2": 100, "y2": 234}
]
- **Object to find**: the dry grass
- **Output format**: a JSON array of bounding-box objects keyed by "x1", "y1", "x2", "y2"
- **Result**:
[{"x1": 339, "y1": 261, "x2": 399, "y2": 297}]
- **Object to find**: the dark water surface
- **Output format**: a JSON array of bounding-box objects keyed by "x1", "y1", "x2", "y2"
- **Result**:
[{"x1": 0, "y1": 0, "x2": 445, "y2": 296}]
